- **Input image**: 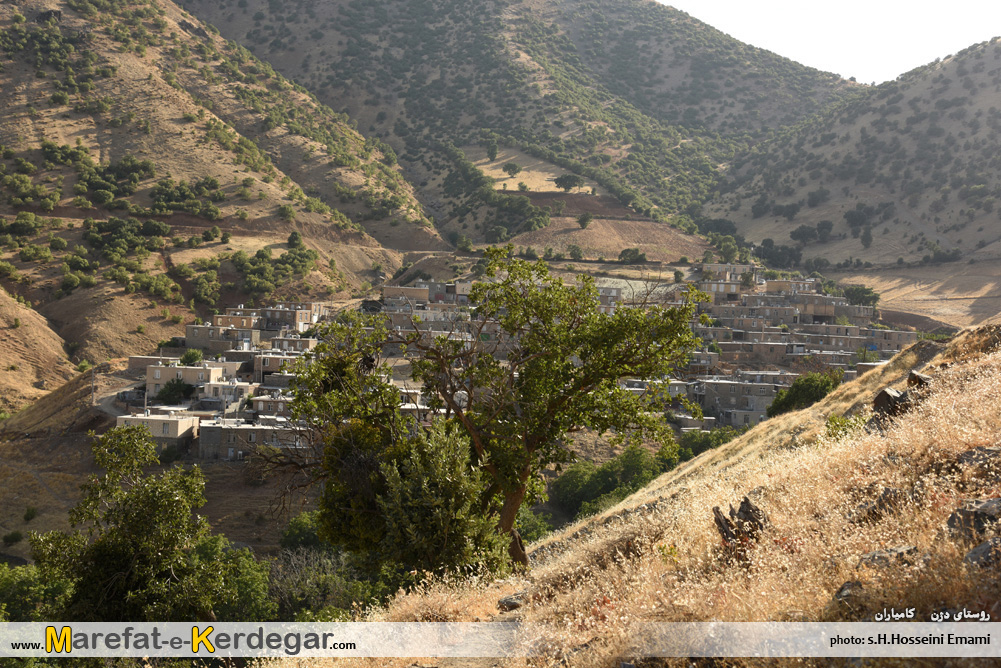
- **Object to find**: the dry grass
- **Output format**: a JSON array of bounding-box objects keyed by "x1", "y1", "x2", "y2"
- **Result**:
[{"x1": 262, "y1": 331, "x2": 1001, "y2": 667}]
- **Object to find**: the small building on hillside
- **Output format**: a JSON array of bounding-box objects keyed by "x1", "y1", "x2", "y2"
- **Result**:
[{"x1": 116, "y1": 412, "x2": 199, "y2": 452}]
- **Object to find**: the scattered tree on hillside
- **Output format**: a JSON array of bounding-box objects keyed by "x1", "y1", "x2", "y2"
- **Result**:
[
  {"x1": 501, "y1": 162, "x2": 521, "y2": 177},
  {"x1": 816, "y1": 220, "x2": 834, "y2": 243},
  {"x1": 618, "y1": 248, "x2": 647, "y2": 264},
  {"x1": 288, "y1": 230, "x2": 304, "y2": 248},
  {"x1": 554, "y1": 173, "x2": 585, "y2": 193},
  {"x1": 790, "y1": 225, "x2": 818, "y2": 245},
  {"x1": 577, "y1": 212, "x2": 593, "y2": 229}
]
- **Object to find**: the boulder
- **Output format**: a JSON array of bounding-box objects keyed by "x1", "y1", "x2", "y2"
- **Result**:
[
  {"x1": 498, "y1": 592, "x2": 528, "y2": 612},
  {"x1": 857, "y1": 545, "x2": 917, "y2": 569},
  {"x1": 907, "y1": 370, "x2": 932, "y2": 388},
  {"x1": 949, "y1": 499, "x2": 1001, "y2": 539},
  {"x1": 873, "y1": 387, "x2": 911, "y2": 417},
  {"x1": 964, "y1": 538, "x2": 1001, "y2": 569},
  {"x1": 957, "y1": 446, "x2": 1001, "y2": 477}
]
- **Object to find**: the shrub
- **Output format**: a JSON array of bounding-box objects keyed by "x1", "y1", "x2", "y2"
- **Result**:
[
  {"x1": 2, "y1": 531, "x2": 23, "y2": 546},
  {"x1": 23, "y1": 507, "x2": 37, "y2": 522},
  {"x1": 767, "y1": 370, "x2": 844, "y2": 418},
  {"x1": 179, "y1": 349, "x2": 203, "y2": 366},
  {"x1": 76, "y1": 360, "x2": 93, "y2": 373}
]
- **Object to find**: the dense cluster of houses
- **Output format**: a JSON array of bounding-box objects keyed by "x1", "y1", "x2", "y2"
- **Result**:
[{"x1": 113, "y1": 265, "x2": 920, "y2": 458}]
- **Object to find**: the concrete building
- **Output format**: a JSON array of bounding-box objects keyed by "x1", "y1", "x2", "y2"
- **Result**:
[
  {"x1": 116, "y1": 412, "x2": 199, "y2": 451},
  {"x1": 197, "y1": 417, "x2": 300, "y2": 460},
  {"x1": 146, "y1": 363, "x2": 225, "y2": 399}
]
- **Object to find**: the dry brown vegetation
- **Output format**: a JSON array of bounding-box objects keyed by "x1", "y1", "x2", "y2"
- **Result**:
[{"x1": 259, "y1": 328, "x2": 1001, "y2": 668}]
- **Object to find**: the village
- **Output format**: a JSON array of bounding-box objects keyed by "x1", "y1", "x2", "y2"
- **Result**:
[{"x1": 107, "y1": 261, "x2": 919, "y2": 461}]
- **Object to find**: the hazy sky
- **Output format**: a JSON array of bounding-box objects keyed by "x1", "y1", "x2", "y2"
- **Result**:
[{"x1": 659, "y1": 1, "x2": 1001, "y2": 84}]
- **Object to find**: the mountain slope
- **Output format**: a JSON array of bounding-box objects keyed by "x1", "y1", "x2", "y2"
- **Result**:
[
  {"x1": 710, "y1": 38, "x2": 1001, "y2": 268},
  {"x1": 0, "y1": 0, "x2": 441, "y2": 365},
  {"x1": 344, "y1": 329, "x2": 1001, "y2": 667},
  {"x1": 179, "y1": 0, "x2": 851, "y2": 242}
]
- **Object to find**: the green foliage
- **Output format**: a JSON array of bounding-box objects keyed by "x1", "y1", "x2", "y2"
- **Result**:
[
  {"x1": 377, "y1": 420, "x2": 509, "y2": 574},
  {"x1": 179, "y1": 348, "x2": 204, "y2": 366},
  {"x1": 75, "y1": 360, "x2": 93, "y2": 373},
  {"x1": 155, "y1": 378, "x2": 195, "y2": 404},
  {"x1": 842, "y1": 284, "x2": 880, "y2": 307},
  {"x1": 287, "y1": 230, "x2": 304, "y2": 248},
  {"x1": 825, "y1": 413, "x2": 867, "y2": 440},
  {"x1": 550, "y1": 444, "x2": 667, "y2": 520},
  {"x1": 676, "y1": 425, "x2": 748, "y2": 461},
  {"x1": 408, "y1": 247, "x2": 702, "y2": 553},
  {"x1": 515, "y1": 505, "x2": 553, "y2": 543},
  {"x1": 30, "y1": 426, "x2": 275, "y2": 622},
  {"x1": 577, "y1": 212, "x2": 593, "y2": 229},
  {"x1": 0, "y1": 563, "x2": 73, "y2": 622},
  {"x1": 554, "y1": 173, "x2": 585, "y2": 192},
  {"x1": 2, "y1": 531, "x2": 23, "y2": 546},
  {"x1": 151, "y1": 177, "x2": 223, "y2": 219},
  {"x1": 502, "y1": 162, "x2": 521, "y2": 177},
  {"x1": 230, "y1": 246, "x2": 319, "y2": 296},
  {"x1": 767, "y1": 369, "x2": 844, "y2": 418},
  {"x1": 23, "y1": 506, "x2": 37, "y2": 522},
  {"x1": 280, "y1": 511, "x2": 329, "y2": 552},
  {"x1": 618, "y1": 247, "x2": 647, "y2": 264}
]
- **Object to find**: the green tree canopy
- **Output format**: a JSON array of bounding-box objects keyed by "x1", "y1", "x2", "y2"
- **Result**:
[
  {"x1": 277, "y1": 248, "x2": 703, "y2": 568},
  {"x1": 766, "y1": 369, "x2": 844, "y2": 418},
  {"x1": 156, "y1": 377, "x2": 195, "y2": 404},
  {"x1": 30, "y1": 426, "x2": 274, "y2": 621},
  {"x1": 501, "y1": 162, "x2": 521, "y2": 177},
  {"x1": 842, "y1": 284, "x2": 880, "y2": 307},
  {"x1": 554, "y1": 173, "x2": 585, "y2": 192},
  {"x1": 179, "y1": 348, "x2": 204, "y2": 366}
]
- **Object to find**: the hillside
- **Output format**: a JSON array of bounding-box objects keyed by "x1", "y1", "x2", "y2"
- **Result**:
[
  {"x1": 313, "y1": 327, "x2": 1001, "y2": 666},
  {"x1": 0, "y1": 0, "x2": 442, "y2": 370},
  {"x1": 178, "y1": 0, "x2": 850, "y2": 245},
  {"x1": 0, "y1": 287, "x2": 75, "y2": 413},
  {"x1": 710, "y1": 38, "x2": 1001, "y2": 269}
]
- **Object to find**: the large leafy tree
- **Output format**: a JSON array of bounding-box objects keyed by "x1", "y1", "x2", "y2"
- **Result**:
[
  {"x1": 406, "y1": 247, "x2": 702, "y2": 564},
  {"x1": 277, "y1": 249, "x2": 702, "y2": 568},
  {"x1": 31, "y1": 426, "x2": 274, "y2": 622}
]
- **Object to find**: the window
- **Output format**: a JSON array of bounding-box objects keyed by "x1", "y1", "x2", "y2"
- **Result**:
[
  {"x1": 228, "y1": 432, "x2": 235, "y2": 443},
  {"x1": 176, "y1": 371, "x2": 182, "y2": 379},
  {"x1": 198, "y1": 372, "x2": 205, "y2": 381},
  {"x1": 263, "y1": 358, "x2": 270, "y2": 367},
  {"x1": 729, "y1": 385, "x2": 736, "y2": 394},
  {"x1": 248, "y1": 432, "x2": 256, "y2": 443},
  {"x1": 277, "y1": 402, "x2": 284, "y2": 412},
  {"x1": 154, "y1": 369, "x2": 161, "y2": 379},
  {"x1": 162, "y1": 423, "x2": 169, "y2": 435}
]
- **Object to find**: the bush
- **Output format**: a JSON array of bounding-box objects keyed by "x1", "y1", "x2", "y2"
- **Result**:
[
  {"x1": 768, "y1": 370, "x2": 844, "y2": 418},
  {"x1": 180, "y1": 348, "x2": 204, "y2": 366},
  {"x1": 375, "y1": 421, "x2": 509, "y2": 574},
  {"x1": 23, "y1": 507, "x2": 37, "y2": 522},
  {"x1": 156, "y1": 378, "x2": 196, "y2": 404},
  {"x1": 76, "y1": 360, "x2": 93, "y2": 373},
  {"x1": 2, "y1": 531, "x2": 24, "y2": 547}
]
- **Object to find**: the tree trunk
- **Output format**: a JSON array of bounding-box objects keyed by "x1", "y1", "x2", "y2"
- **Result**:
[{"x1": 498, "y1": 482, "x2": 529, "y2": 568}]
